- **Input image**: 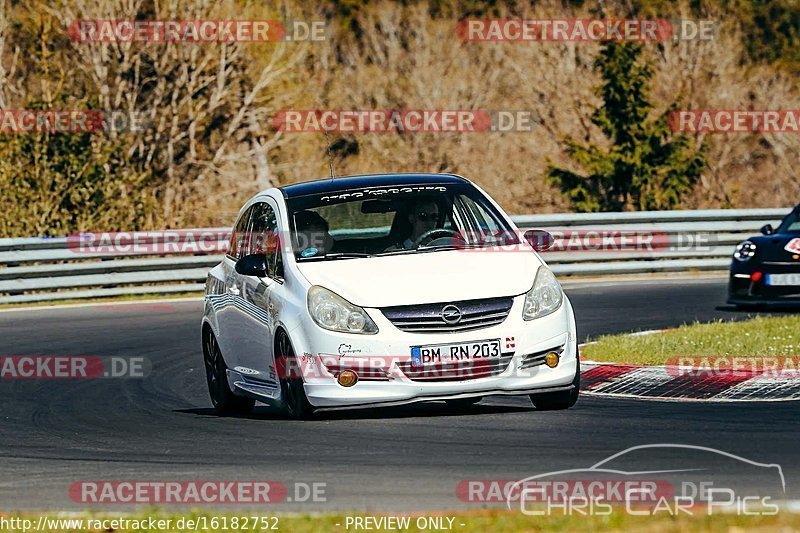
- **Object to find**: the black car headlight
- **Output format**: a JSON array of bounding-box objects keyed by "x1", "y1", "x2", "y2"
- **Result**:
[{"x1": 733, "y1": 241, "x2": 757, "y2": 262}]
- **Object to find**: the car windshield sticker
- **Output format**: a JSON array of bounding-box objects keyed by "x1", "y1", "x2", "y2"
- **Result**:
[
  {"x1": 301, "y1": 247, "x2": 319, "y2": 257},
  {"x1": 320, "y1": 185, "x2": 448, "y2": 202}
]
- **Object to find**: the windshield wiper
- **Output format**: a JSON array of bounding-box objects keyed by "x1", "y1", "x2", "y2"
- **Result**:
[
  {"x1": 297, "y1": 252, "x2": 375, "y2": 261},
  {"x1": 375, "y1": 247, "x2": 463, "y2": 255},
  {"x1": 416, "y1": 244, "x2": 463, "y2": 252},
  {"x1": 373, "y1": 242, "x2": 503, "y2": 256},
  {"x1": 372, "y1": 249, "x2": 417, "y2": 256},
  {"x1": 416, "y1": 242, "x2": 504, "y2": 251}
]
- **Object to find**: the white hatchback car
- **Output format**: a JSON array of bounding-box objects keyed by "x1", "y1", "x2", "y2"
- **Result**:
[{"x1": 202, "y1": 173, "x2": 579, "y2": 417}]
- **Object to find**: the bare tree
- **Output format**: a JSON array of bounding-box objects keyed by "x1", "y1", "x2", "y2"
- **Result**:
[{"x1": 53, "y1": 0, "x2": 307, "y2": 225}]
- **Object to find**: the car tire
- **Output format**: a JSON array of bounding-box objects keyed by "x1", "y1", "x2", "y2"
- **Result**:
[
  {"x1": 203, "y1": 331, "x2": 255, "y2": 414},
  {"x1": 445, "y1": 397, "x2": 482, "y2": 409},
  {"x1": 529, "y1": 352, "x2": 580, "y2": 411},
  {"x1": 276, "y1": 331, "x2": 314, "y2": 420}
]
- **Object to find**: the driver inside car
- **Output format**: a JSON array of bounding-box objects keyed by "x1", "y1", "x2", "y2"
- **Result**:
[
  {"x1": 387, "y1": 199, "x2": 441, "y2": 251},
  {"x1": 294, "y1": 210, "x2": 334, "y2": 256}
]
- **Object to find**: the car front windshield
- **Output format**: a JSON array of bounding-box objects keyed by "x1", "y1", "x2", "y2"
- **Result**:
[
  {"x1": 285, "y1": 183, "x2": 519, "y2": 260},
  {"x1": 777, "y1": 208, "x2": 800, "y2": 234}
]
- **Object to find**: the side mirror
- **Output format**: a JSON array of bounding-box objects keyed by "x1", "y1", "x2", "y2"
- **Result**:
[
  {"x1": 235, "y1": 253, "x2": 267, "y2": 277},
  {"x1": 523, "y1": 229, "x2": 555, "y2": 252},
  {"x1": 760, "y1": 224, "x2": 774, "y2": 235}
]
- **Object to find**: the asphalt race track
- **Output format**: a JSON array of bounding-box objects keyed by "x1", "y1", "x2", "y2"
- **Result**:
[{"x1": 1, "y1": 277, "x2": 798, "y2": 511}]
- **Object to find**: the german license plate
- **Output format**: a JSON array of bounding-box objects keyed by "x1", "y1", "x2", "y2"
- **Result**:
[
  {"x1": 411, "y1": 339, "x2": 501, "y2": 368},
  {"x1": 766, "y1": 273, "x2": 800, "y2": 286}
]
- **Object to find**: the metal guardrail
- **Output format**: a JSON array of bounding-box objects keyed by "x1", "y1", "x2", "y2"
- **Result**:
[{"x1": 0, "y1": 208, "x2": 789, "y2": 304}]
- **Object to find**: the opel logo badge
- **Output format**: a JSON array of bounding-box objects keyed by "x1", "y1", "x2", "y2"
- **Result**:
[{"x1": 441, "y1": 304, "x2": 462, "y2": 325}]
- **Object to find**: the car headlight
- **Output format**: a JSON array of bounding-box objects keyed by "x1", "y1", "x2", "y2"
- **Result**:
[
  {"x1": 522, "y1": 267, "x2": 563, "y2": 321},
  {"x1": 307, "y1": 285, "x2": 378, "y2": 334},
  {"x1": 734, "y1": 241, "x2": 757, "y2": 262}
]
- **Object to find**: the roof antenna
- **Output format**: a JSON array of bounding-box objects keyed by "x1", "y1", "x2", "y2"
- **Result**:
[{"x1": 323, "y1": 128, "x2": 336, "y2": 180}]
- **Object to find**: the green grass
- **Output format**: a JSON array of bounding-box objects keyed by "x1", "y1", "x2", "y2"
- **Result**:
[
  {"x1": 581, "y1": 315, "x2": 800, "y2": 365},
  {"x1": 2, "y1": 510, "x2": 800, "y2": 532}
]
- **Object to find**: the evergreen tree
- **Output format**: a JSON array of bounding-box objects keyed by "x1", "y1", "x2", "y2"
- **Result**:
[{"x1": 548, "y1": 41, "x2": 706, "y2": 212}]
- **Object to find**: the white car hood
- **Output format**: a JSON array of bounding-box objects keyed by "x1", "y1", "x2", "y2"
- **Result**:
[{"x1": 295, "y1": 250, "x2": 542, "y2": 307}]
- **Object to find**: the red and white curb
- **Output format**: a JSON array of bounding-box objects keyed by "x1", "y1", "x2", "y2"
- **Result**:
[{"x1": 578, "y1": 329, "x2": 800, "y2": 402}]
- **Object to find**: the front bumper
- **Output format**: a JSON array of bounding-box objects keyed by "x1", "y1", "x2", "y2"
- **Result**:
[
  {"x1": 288, "y1": 294, "x2": 578, "y2": 408},
  {"x1": 727, "y1": 265, "x2": 800, "y2": 306}
]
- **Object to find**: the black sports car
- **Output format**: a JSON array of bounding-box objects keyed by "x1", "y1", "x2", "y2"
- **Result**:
[{"x1": 728, "y1": 204, "x2": 800, "y2": 308}]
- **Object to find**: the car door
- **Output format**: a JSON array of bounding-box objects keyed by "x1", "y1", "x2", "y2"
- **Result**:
[
  {"x1": 233, "y1": 200, "x2": 281, "y2": 384},
  {"x1": 216, "y1": 204, "x2": 255, "y2": 370}
]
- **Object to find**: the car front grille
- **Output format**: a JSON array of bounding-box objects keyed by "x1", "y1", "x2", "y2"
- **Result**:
[
  {"x1": 397, "y1": 353, "x2": 514, "y2": 382},
  {"x1": 381, "y1": 297, "x2": 513, "y2": 333}
]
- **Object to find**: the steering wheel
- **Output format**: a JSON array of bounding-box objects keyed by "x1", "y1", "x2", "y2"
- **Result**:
[{"x1": 413, "y1": 228, "x2": 463, "y2": 248}]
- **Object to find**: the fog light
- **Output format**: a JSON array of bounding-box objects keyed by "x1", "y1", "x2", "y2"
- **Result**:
[
  {"x1": 545, "y1": 352, "x2": 560, "y2": 368},
  {"x1": 337, "y1": 369, "x2": 358, "y2": 387}
]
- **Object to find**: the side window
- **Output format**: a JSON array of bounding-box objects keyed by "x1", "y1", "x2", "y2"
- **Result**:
[
  {"x1": 229, "y1": 206, "x2": 255, "y2": 260},
  {"x1": 461, "y1": 195, "x2": 502, "y2": 232},
  {"x1": 784, "y1": 209, "x2": 800, "y2": 232},
  {"x1": 452, "y1": 196, "x2": 478, "y2": 234},
  {"x1": 452, "y1": 195, "x2": 515, "y2": 245},
  {"x1": 272, "y1": 238, "x2": 284, "y2": 279},
  {"x1": 249, "y1": 202, "x2": 278, "y2": 250},
  {"x1": 249, "y1": 201, "x2": 282, "y2": 278}
]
